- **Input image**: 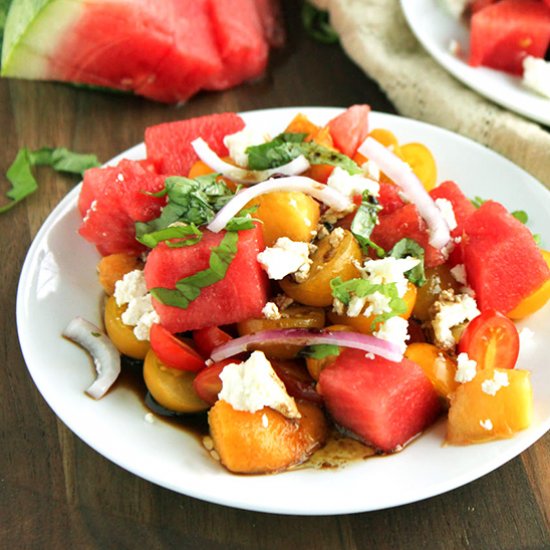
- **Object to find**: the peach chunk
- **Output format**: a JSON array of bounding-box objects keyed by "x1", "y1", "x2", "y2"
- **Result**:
[
  {"x1": 447, "y1": 368, "x2": 533, "y2": 445},
  {"x1": 208, "y1": 400, "x2": 328, "y2": 474}
]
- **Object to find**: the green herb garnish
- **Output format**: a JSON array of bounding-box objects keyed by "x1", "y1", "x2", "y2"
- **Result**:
[
  {"x1": 301, "y1": 2, "x2": 339, "y2": 44},
  {"x1": 1, "y1": 147, "x2": 100, "y2": 213},
  {"x1": 136, "y1": 223, "x2": 202, "y2": 249},
  {"x1": 151, "y1": 231, "x2": 239, "y2": 309},
  {"x1": 350, "y1": 191, "x2": 384, "y2": 257},
  {"x1": 300, "y1": 344, "x2": 341, "y2": 359},
  {"x1": 389, "y1": 238, "x2": 426, "y2": 287}
]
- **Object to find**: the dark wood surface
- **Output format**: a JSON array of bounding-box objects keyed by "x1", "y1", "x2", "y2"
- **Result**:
[{"x1": 1, "y1": 3, "x2": 549, "y2": 549}]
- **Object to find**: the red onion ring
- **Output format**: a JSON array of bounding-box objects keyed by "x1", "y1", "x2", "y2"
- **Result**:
[{"x1": 210, "y1": 328, "x2": 403, "y2": 363}]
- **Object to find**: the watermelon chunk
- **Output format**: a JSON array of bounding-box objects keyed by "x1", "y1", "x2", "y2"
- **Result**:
[
  {"x1": 78, "y1": 159, "x2": 166, "y2": 255},
  {"x1": 145, "y1": 112, "x2": 245, "y2": 175},
  {"x1": 462, "y1": 200, "x2": 550, "y2": 313},
  {"x1": 378, "y1": 182, "x2": 406, "y2": 215},
  {"x1": 371, "y1": 203, "x2": 447, "y2": 267},
  {"x1": 328, "y1": 104, "x2": 371, "y2": 158},
  {"x1": 317, "y1": 349, "x2": 441, "y2": 452},
  {"x1": 144, "y1": 225, "x2": 269, "y2": 333},
  {"x1": 429, "y1": 180, "x2": 476, "y2": 239},
  {"x1": 469, "y1": 0, "x2": 550, "y2": 75}
]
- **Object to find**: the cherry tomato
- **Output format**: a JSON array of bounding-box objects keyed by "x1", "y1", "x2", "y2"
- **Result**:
[
  {"x1": 150, "y1": 323, "x2": 206, "y2": 372},
  {"x1": 192, "y1": 326, "x2": 233, "y2": 358},
  {"x1": 271, "y1": 359, "x2": 323, "y2": 404},
  {"x1": 192, "y1": 359, "x2": 235, "y2": 405},
  {"x1": 458, "y1": 310, "x2": 519, "y2": 371}
]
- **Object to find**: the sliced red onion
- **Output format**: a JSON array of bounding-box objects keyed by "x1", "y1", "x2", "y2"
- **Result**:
[
  {"x1": 63, "y1": 317, "x2": 121, "y2": 399},
  {"x1": 207, "y1": 176, "x2": 354, "y2": 233},
  {"x1": 191, "y1": 137, "x2": 310, "y2": 184},
  {"x1": 210, "y1": 328, "x2": 403, "y2": 363},
  {"x1": 358, "y1": 137, "x2": 451, "y2": 249}
]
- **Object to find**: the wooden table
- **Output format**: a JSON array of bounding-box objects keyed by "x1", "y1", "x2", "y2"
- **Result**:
[{"x1": 1, "y1": 3, "x2": 549, "y2": 548}]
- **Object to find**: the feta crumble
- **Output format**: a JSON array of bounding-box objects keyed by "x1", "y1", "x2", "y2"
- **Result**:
[
  {"x1": 450, "y1": 264, "x2": 468, "y2": 286},
  {"x1": 434, "y1": 198, "x2": 458, "y2": 231},
  {"x1": 257, "y1": 237, "x2": 312, "y2": 281},
  {"x1": 373, "y1": 316, "x2": 410, "y2": 354},
  {"x1": 455, "y1": 352, "x2": 477, "y2": 383},
  {"x1": 218, "y1": 351, "x2": 300, "y2": 419},
  {"x1": 479, "y1": 418, "x2": 493, "y2": 431},
  {"x1": 360, "y1": 256, "x2": 421, "y2": 297},
  {"x1": 223, "y1": 126, "x2": 270, "y2": 167},
  {"x1": 262, "y1": 301, "x2": 281, "y2": 320},
  {"x1": 327, "y1": 166, "x2": 380, "y2": 199},
  {"x1": 481, "y1": 371, "x2": 510, "y2": 396},
  {"x1": 522, "y1": 56, "x2": 550, "y2": 99}
]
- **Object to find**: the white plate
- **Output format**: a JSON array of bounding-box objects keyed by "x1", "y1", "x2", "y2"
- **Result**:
[
  {"x1": 16, "y1": 107, "x2": 550, "y2": 515},
  {"x1": 401, "y1": 0, "x2": 550, "y2": 126}
]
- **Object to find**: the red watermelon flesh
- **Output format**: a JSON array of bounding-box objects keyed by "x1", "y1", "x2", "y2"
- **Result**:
[
  {"x1": 371, "y1": 203, "x2": 447, "y2": 267},
  {"x1": 205, "y1": 0, "x2": 269, "y2": 90},
  {"x1": 317, "y1": 349, "x2": 441, "y2": 452},
  {"x1": 469, "y1": 0, "x2": 550, "y2": 75},
  {"x1": 429, "y1": 180, "x2": 476, "y2": 239},
  {"x1": 144, "y1": 225, "x2": 269, "y2": 333},
  {"x1": 378, "y1": 182, "x2": 406, "y2": 215},
  {"x1": 254, "y1": 0, "x2": 286, "y2": 48},
  {"x1": 462, "y1": 200, "x2": 550, "y2": 313},
  {"x1": 328, "y1": 104, "x2": 371, "y2": 158},
  {"x1": 145, "y1": 112, "x2": 245, "y2": 175},
  {"x1": 78, "y1": 159, "x2": 166, "y2": 255}
]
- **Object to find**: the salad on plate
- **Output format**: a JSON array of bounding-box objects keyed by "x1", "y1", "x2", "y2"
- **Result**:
[{"x1": 66, "y1": 105, "x2": 550, "y2": 476}]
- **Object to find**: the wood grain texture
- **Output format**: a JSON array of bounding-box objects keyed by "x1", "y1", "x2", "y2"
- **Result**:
[{"x1": 1, "y1": 2, "x2": 549, "y2": 549}]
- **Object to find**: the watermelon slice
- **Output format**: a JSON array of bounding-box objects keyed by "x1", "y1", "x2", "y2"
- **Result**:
[
  {"x1": 328, "y1": 104, "x2": 371, "y2": 158},
  {"x1": 469, "y1": 0, "x2": 550, "y2": 75},
  {"x1": 1, "y1": 0, "x2": 281, "y2": 102},
  {"x1": 145, "y1": 112, "x2": 245, "y2": 176},
  {"x1": 378, "y1": 182, "x2": 406, "y2": 215},
  {"x1": 429, "y1": 180, "x2": 476, "y2": 239},
  {"x1": 144, "y1": 225, "x2": 269, "y2": 333},
  {"x1": 462, "y1": 200, "x2": 550, "y2": 313},
  {"x1": 317, "y1": 349, "x2": 441, "y2": 452}
]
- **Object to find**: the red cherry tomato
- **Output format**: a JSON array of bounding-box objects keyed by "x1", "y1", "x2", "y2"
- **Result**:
[
  {"x1": 192, "y1": 359, "x2": 235, "y2": 404},
  {"x1": 192, "y1": 326, "x2": 233, "y2": 358},
  {"x1": 458, "y1": 310, "x2": 519, "y2": 371},
  {"x1": 149, "y1": 323, "x2": 206, "y2": 372},
  {"x1": 271, "y1": 359, "x2": 323, "y2": 404}
]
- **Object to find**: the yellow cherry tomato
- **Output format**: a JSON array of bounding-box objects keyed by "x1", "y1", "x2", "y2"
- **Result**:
[
  {"x1": 97, "y1": 253, "x2": 142, "y2": 296},
  {"x1": 368, "y1": 128, "x2": 400, "y2": 149},
  {"x1": 327, "y1": 282, "x2": 417, "y2": 334},
  {"x1": 143, "y1": 349, "x2": 209, "y2": 414},
  {"x1": 507, "y1": 250, "x2": 550, "y2": 320},
  {"x1": 413, "y1": 264, "x2": 461, "y2": 322},
  {"x1": 104, "y1": 296, "x2": 150, "y2": 360},
  {"x1": 246, "y1": 191, "x2": 320, "y2": 247},
  {"x1": 400, "y1": 142, "x2": 437, "y2": 191},
  {"x1": 280, "y1": 230, "x2": 362, "y2": 307}
]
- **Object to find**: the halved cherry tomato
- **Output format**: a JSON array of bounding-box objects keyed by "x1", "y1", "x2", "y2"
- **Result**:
[
  {"x1": 458, "y1": 310, "x2": 519, "y2": 371},
  {"x1": 192, "y1": 326, "x2": 233, "y2": 358},
  {"x1": 400, "y1": 142, "x2": 437, "y2": 191},
  {"x1": 192, "y1": 359, "x2": 235, "y2": 405},
  {"x1": 271, "y1": 359, "x2": 323, "y2": 404},
  {"x1": 150, "y1": 323, "x2": 206, "y2": 372}
]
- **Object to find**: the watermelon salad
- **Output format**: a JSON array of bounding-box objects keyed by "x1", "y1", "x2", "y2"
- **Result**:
[
  {"x1": 442, "y1": 0, "x2": 550, "y2": 99},
  {"x1": 0, "y1": 0, "x2": 284, "y2": 103},
  {"x1": 65, "y1": 105, "x2": 550, "y2": 475}
]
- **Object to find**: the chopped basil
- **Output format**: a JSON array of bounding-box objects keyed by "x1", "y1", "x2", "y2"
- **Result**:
[
  {"x1": 389, "y1": 238, "x2": 426, "y2": 287},
  {"x1": 302, "y1": 2, "x2": 339, "y2": 44},
  {"x1": 350, "y1": 191, "x2": 384, "y2": 257},
  {"x1": 246, "y1": 133, "x2": 362, "y2": 175},
  {"x1": 136, "y1": 224, "x2": 202, "y2": 248},
  {"x1": 1, "y1": 146, "x2": 100, "y2": 213},
  {"x1": 225, "y1": 206, "x2": 260, "y2": 232},
  {"x1": 151, "y1": 231, "x2": 239, "y2": 309},
  {"x1": 470, "y1": 196, "x2": 486, "y2": 208},
  {"x1": 300, "y1": 344, "x2": 340, "y2": 359},
  {"x1": 511, "y1": 210, "x2": 528, "y2": 224},
  {"x1": 534, "y1": 234, "x2": 542, "y2": 246}
]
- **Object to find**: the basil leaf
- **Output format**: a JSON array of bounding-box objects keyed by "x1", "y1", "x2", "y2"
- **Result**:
[
  {"x1": 389, "y1": 238, "x2": 426, "y2": 287},
  {"x1": 470, "y1": 196, "x2": 486, "y2": 208},
  {"x1": 300, "y1": 344, "x2": 341, "y2": 359},
  {"x1": 225, "y1": 206, "x2": 260, "y2": 232},
  {"x1": 511, "y1": 210, "x2": 528, "y2": 224},
  {"x1": 151, "y1": 231, "x2": 239, "y2": 309},
  {"x1": 350, "y1": 191, "x2": 384, "y2": 257},
  {"x1": 136, "y1": 224, "x2": 202, "y2": 249},
  {"x1": 302, "y1": 2, "x2": 339, "y2": 44},
  {"x1": 1, "y1": 146, "x2": 100, "y2": 213}
]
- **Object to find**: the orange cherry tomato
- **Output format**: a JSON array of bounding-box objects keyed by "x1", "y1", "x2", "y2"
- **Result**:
[
  {"x1": 458, "y1": 310, "x2": 519, "y2": 371},
  {"x1": 150, "y1": 323, "x2": 206, "y2": 372},
  {"x1": 400, "y1": 143, "x2": 437, "y2": 191},
  {"x1": 192, "y1": 326, "x2": 233, "y2": 358}
]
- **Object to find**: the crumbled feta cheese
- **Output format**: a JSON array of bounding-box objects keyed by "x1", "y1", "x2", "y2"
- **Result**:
[
  {"x1": 454, "y1": 352, "x2": 477, "y2": 383},
  {"x1": 114, "y1": 269, "x2": 148, "y2": 306},
  {"x1": 363, "y1": 291, "x2": 393, "y2": 317},
  {"x1": 373, "y1": 316, "x2": 409, "y2": 354},
  {"x1": 262, "y1": 301, "x2": 281, "y2": 320},
  {"x1": 481, "y1": 371, "x2": 510, "y2": 396},
  {"x1": 327, "y1": 166, "x2": 380, "y2": 199},
  {"x1": 450, "y1": 264, "x2": 468, "y2": 286},
  {"x1": 328, "y1": 227, "x2": 345, "y2": 248},
  {"x1": 257, "y1": 237, "x2": 312, "y2": 281},
  {"x1": 333, "y1": 298, "x2": 346, "y2": 316},
  {"x1": 479, "y1": 418, "x2": 493, "y2": 431},
  {"x1": 360, "y1": 256, "x2": 421, "y2": 297},
  {"x1": 432, "y1": 290, "x2": 480, "y2": 349},
  {"x1": 522, "y1": 56, "x2": 550, "y2": 99},
  {"x1": 347, "y1": 295, "x2": 368, "y2": 317},
  {"x1": 365, "y1": 352, "x2": 375, "y2": 360},
  {"x1": 435, "y1": 198, "x2": 458, "y2": 231},
  {"x1": 223, "y1": 126, "x2": 270, "y2": 167},
  {"x1": 218, "y1": 351, "x2": 300, "y2": 419}
]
